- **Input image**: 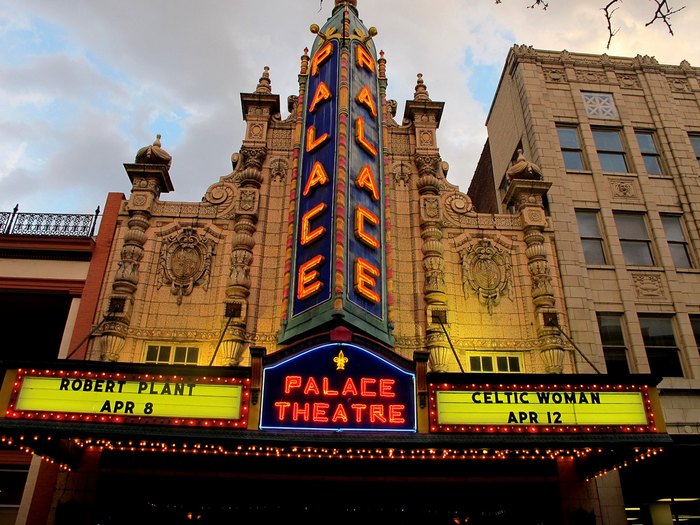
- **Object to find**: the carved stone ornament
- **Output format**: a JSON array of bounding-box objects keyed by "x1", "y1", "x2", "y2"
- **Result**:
[
  {"x1": 632, "y1": 273, "x2": 665, "y2": 299},
  {"x1": 235, "y1": 188, "x2": 259, "y2": 214},
  {"x1": 393, "y1": 162, "x2": 412, "y2": 187},
  {"x1": 610, "y1": 178, "x2": 637, "y2": 200},
  {"x1": 461, "y1": 239, "x2": 513, "y2": 314},
  {"x1": 543, "y1": 67, "x2": 566, "y2": 83},
  {"x1": 157, "y1": 227, "x2": 215, "y2": 304},
  {"x1": 668, "y1": 77, "x2": 692, "y2": 93},
  {"x1": 420, "y1": 196, "x2": 441, "y2": 221},
  {"x1": 269, "y1": 158, "x2": 289, "y2": 182}
]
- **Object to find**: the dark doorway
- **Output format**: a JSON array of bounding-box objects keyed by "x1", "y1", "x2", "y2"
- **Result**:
[{"x1": 90, "y1": 466, "x2": 563, "y2": 525}]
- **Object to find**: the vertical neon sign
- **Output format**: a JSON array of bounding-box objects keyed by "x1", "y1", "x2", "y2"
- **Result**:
[
  {"x1": 347, "y1": 40, "x2": 383, "y2": 318},
  {"x1": 292, "y1": 40, "x2": 339, "y2": 316},
  {"x1": 282, "y1": 4, "x2": 391, "y2": 345}
]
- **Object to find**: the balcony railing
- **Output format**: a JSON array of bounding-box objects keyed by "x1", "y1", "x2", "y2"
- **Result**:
[{"x1": 1, "y1": 205, "x2": 101, "y2": 238}]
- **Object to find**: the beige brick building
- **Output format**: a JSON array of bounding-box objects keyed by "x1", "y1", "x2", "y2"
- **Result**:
[{"x1": 470, "y1": 45, "x2": 700, "y2": 524}]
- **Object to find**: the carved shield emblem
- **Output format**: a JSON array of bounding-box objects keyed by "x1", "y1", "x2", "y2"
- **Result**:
[{"x1": 157, "y1": 227, "x2": 214, "y2": 304}]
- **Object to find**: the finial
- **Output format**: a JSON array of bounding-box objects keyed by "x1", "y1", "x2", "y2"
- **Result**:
[
  {"x1": 300, "y1": 48, "x2": 310, "y2": 75},
  {"x1": 506, "y1": 149, "x2": 542, "y2": 181},
  {"x1": 135, "y1": 134, "x2": 172, "y2": 169},
  {"x1": 255, "y1": 66, "x2": 272, "y2": 94},
  {"x1": 335, "y1": 0, "x2": 357, "y2": 5},
  {"x1": 378, "y1": 50, "x2": 387, "y2": 80},
  {"x1": 413, "y1": 73, "x2": 431, "y2": 101}
]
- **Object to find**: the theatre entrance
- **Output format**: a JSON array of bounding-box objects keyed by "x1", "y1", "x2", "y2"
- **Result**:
[{"x1": 76, "y1": 453, "x2": 564, "y2": 525}]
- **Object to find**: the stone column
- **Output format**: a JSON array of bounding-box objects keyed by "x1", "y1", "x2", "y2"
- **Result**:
[
  {"x1": 405, "y1": 73, "x2": 449, "y2": 372},
  {"x1": 224, "y1": 146, "x2": 265, "y2": 365},
  {"x1": 99, "y1": 137, "x2": 173, "y2": 361},
  {"x1": 504, "y1": 153, "x2": 565, "y2": 373},
  {"x1": 223, "y1": 68, "x2": 278, "y2": 364}
]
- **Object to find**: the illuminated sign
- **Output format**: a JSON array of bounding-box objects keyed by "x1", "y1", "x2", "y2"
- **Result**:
[
  {"x1": 292, "y1": 40, "x2": 339, "y2": 316},
  {"x1": 283, "y1": 10, "x2": 391, "y2": 345},
  {"x1": 6, "y1": 369, "x2": 249, "y2": 427},
  {"x1": 260, "y1": 343, "x2": 416, "y2": 432},
  {"x1": 430, "y1": 384, "x2": 657, "y2": 433},
  {"x1": 347, "y1": 41, "x2": 384, "y2": 318}
]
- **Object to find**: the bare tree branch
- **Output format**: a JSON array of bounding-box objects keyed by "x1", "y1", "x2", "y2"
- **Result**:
[
  {"x1": 320, "y1": 1, "x2": 689, "y2": 49},
  {"x1": 646, "y1": 0, "x2": 686, "y2": 35},
  {"x1": 492, "y1": 0, "x2": 687, "y2": 48},
  {"x1": 602, "y1": 0, "x2": 621, "y2": 50}
]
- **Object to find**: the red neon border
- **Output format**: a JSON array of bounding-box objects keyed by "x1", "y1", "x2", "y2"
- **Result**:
[
  {"x1": 428, "y1": 382, "x2": 657, "y2": 434},
  {"x1": 6, "y1": 369, "x2": 250, "y2": 428}
]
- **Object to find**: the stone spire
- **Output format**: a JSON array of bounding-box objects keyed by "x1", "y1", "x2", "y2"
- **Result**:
[
  {"x1": 255, "y1": 66, "x2": 272, "y2": 94},
  {"x1": 413, "y1": 73, "x2": 431, "y2": 101}
]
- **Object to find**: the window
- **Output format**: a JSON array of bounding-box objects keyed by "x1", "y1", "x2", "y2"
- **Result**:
[
  {"x1": 557, "y1": 125, "x2": 586, "y2": 170},
  {"x1": 639, "y1": 316, "x2": 683, "y2": 377},
  {"x1": 690, "y1": 134, "x2": 700, "y2": 165},
  {"x1": 661, "y1": 215, "x2": 692, "y2": 268},
  {"x1": 613, "y1": 212, "x2": 654, "y2": 266},
  {"x1": 145, "y1": 344, "x2": 199, "y2": 365},
  {"x1": 576, "y1": 210, "x2": 607, "y2": 265},
  {"x1": 690, "y1": 316, "x2": 700, "y2": 351},
  {"x1": 635, "y1": 131, "x2": 663, "y2": 175},
  {"x1": 582, "y1": 92, "x2": 619, "y2": 119},
  {"x1": 592, "y1": 129, "x2": 628, "y2": 172},
  {"x1": 468, "y1": 354, "x2": 521, "y2": 373},
  {"x1": 597, "y1": 314, "x2": 630, "y2": 375}
]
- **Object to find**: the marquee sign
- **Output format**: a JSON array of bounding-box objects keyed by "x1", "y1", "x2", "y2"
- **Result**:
[
  {"x1": 260, "y1": 343, "x2": 416, "y2": 432},
  {"x1": 5, "y1": 369, "x2": 249, "y2": 427},
  {"x1": 430, "y1": 383, "x2": 657, "y2": 433}
]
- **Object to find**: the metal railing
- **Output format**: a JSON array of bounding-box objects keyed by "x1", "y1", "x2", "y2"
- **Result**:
[{"x1": 1, "y1": 205, "x2": 101, "y2": 238}]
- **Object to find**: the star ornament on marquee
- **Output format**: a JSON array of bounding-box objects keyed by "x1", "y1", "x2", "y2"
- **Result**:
[{"x1": 333, "y1": 350, "x2": 349, "y2": 370}]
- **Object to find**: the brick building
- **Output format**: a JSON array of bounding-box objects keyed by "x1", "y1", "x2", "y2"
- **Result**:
[{"x1": 470, "y1": 45, "x2": 700, "y2": 525}]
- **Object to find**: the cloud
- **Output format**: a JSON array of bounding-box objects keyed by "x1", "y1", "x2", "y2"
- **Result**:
[{"x1": 0, "y1": 0, "x2": 698, "y2": 213}]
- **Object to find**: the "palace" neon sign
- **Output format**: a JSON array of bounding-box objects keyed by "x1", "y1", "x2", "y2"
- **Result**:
[{"x1": 291, "y1": 34, "x2": 385, "y2": 323}]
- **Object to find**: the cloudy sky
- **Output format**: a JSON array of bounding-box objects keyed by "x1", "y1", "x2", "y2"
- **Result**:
[{"x1": 1, "y1": 0, "x2": 698, "y2": 214}]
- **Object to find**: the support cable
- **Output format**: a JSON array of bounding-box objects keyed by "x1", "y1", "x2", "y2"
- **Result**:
[
  {"x1": 438, "y1": 319, "x2": 465, "y2": 373},
  {"x1": 557, "y1": 327, "x2": 602, "y2": 374},
  {"x1": 208, "y1": 316, "x2": 233, "y2": 367}
]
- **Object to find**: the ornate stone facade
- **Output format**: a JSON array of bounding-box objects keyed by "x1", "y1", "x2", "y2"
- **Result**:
[{"x1": 92, "y1": 32, "x2": 570, "y2": 377}]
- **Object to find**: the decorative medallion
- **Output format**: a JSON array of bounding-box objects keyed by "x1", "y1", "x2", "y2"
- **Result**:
[
  {"x1": 610, "y1": 178, "x2": 638, "y2": 200},
  {"x1": 616, "y1": 73, "x2": 641, "y2": 89},
  {"x1": 157, "y1": 227, "x2": 215, "y2": 304},
  {"x1": 668, "y1": 77, "x2": 692, "y2": 93},
  {"x1": 543, "y1": 67, "x2": 566, "y2": 83},
  {"x1": 461, "y1": 239, "x2": 513, "y2": 314},
  {"x1": 575, "y1": 70, "x2": 608, "y2": 84}
]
